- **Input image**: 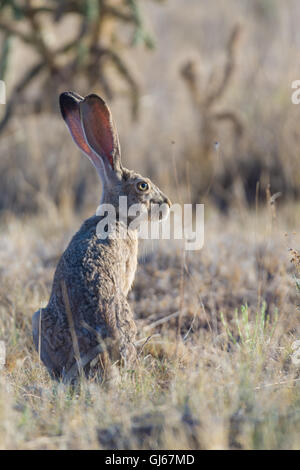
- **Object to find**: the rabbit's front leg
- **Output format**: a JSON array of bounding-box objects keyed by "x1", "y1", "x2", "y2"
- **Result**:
[{"x1": 115, "y1": 298, "x2": 137, "y2": 368}]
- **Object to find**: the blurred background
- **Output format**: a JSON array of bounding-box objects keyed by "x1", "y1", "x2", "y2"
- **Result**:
[
  {"x1": 0, "y1": 0, "x2": 300, "y2": 217},
  {"x1": 1, "y1": 2, "x2": 300, "y2": 450}
]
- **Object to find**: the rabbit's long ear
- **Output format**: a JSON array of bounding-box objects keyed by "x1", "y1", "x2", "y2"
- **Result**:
[
  {"x1": 59, "y1": 92, "x2": 108, "y2": 180},
  {"x1": 79, "y1": 94, "x2": 123, "y2": 181}
]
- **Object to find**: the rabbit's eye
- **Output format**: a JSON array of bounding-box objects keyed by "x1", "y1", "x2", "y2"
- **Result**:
[{"x1": 137, "y1": 181, "x2": 149, "y2": 192}]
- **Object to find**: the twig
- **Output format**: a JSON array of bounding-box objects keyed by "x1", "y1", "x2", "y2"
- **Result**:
[
  {"x1": 134, "y1": 333, "x2": 160, "y2": 346},
  {"x1": 0, "y1": 61, "x2": 46, "y2": 132},
  {"x1": 254, "y1": 377, "x2": 300, "y2": 391},
  {"x1": 0, "y1": 22, "x2": 35, "y2": 45},
  {"x1": 101, "y1": 47, "x2": 140, "y2": 119},
  {"x1": 213, "y1": 110, "x2": 244, "y2": 138},
  {"x1": 205, "y1": 24, "x2": 242, "y2": 108},
  {"x1": 143, "y1": 311, "x2": 181, "y2": 332},
  {"x1": 183, "y1": 310, "x2": 197, "y2": 341},
  {"x1": 136, "y1": 334, "x2": 160, "y2": 357},
  {"x1": 177, "y1": 248, "x2": 186, "y2": 346},
  {"x1": 26, "y1": 0, "x2": 57, "y2": 73}
]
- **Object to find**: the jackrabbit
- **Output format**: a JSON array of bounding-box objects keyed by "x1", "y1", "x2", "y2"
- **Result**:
[{"x1": 32, "y1": 92, "x2": 171, "y2": 382}]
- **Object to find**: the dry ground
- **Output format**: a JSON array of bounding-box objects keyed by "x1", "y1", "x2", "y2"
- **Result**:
[
  {"x1": 0, "y1": 201, "x2": 300, "y2": 450},
  {"x1": 0, "y1": 0, "x2": 300, "y2": 451}
]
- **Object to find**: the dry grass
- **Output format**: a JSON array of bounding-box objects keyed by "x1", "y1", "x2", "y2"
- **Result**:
[
  {"x1": 0, "y1": 201, "x2": 300, "y2": 450},
  {"x1": 0, "y1": 0, "x2": 300, "y2": 450}
]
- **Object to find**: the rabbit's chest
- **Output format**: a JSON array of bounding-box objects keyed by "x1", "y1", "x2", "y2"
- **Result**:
[{"x1": 121, "y1": 237, "x2": 138, "y2": 295}]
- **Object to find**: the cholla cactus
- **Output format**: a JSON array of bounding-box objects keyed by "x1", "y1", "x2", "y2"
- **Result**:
[
  {"x1": 0, "y1": 0, "x2": 161, "y2": 130},
  {"x1": 180, "y1": 24, "x2": 245, "y2": 207},
  {"x1": 181, "y1": 24, "x2": 244, "y2": 155}
]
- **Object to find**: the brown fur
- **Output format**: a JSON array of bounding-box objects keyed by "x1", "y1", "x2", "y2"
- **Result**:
[{"x1": 32, "y1": 93, "x2": 170, "y2": 381}]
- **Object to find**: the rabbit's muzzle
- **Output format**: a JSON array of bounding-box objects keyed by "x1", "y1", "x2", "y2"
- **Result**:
[{"x1": 148, "y1": 196, "x2": 171, "y2": 222}]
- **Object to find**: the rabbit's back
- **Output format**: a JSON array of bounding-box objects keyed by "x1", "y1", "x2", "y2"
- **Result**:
[
  {"x1": 33, "y1": 91, "x2": 170, "y2": 380},
  {"x1": 33, "y1": 215, "x2": 138, "y2": 378}
]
